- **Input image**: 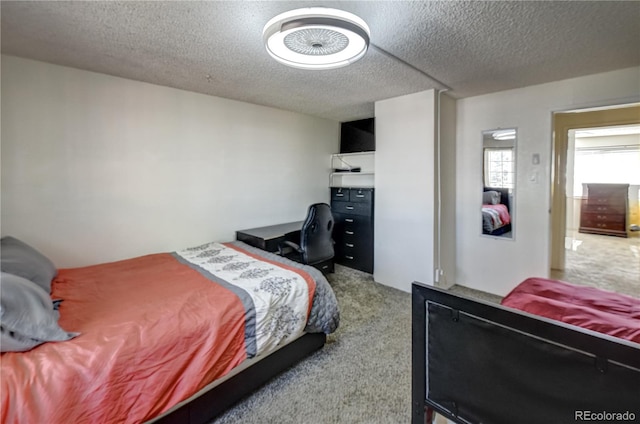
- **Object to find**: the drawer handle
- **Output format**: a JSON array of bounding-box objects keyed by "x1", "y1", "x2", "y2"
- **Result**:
[
  {"x1": 597, "y1": 215, "x2": 607, "y2": 219},
  {"x1": 346, "y1": 206, "x2": 354, "y2": 210},
  {"x1": 345, "y1": 218, "x2": 354, "y2": 223},
  {"x1": 345, "y1": 255, "x2": 354, "y2": 260},
  {"x1": 345, "y1": 231, "x2": 354, "y2": 235},
  {"x1": 336, "y1": 193, "x2": 344, "y2": 197},
  {"x1": 346, "y1": 243, "x2": 355, "y2": 248},
  {"x1": 356, "y1": 194, "x2": 365, "y2": 198}
]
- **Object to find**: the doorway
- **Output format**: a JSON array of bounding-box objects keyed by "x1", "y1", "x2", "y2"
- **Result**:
[{"x1": 550, "y1": 104, "x2": 640, "y2": 296}]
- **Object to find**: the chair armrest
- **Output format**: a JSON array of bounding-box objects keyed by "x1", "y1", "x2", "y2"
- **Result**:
[{"x1": 278, "y1": 240, "x2": 302, "y2": 256}]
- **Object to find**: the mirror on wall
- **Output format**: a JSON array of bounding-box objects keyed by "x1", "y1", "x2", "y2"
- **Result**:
[{"x1": 481, "y1": 128, "x2": 517, "y2": 239}]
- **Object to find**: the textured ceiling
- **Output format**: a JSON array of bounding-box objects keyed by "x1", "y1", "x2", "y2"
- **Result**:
[{"x1": 2, "y1": 1, "x2": 639, "y2": 122}]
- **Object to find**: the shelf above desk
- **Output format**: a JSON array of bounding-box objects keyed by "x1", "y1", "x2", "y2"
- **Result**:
[
  {"x1": 329, "y1": 152, "x2": 375, "y2": 188},
  {"x1": 330, "y1": 171, "x2": 374, "y2": 188}
]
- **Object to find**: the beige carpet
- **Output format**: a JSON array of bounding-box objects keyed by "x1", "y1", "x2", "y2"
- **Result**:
[
  {"x1": 209, "y1": 244, "x2": 636, "y2": 423},
  {"x1": 213, "y1": 265, "x2": 412, "y2": 424},
  {"x1": 551, "y1": 232, "x2": 639, "y2": 298},
  {"x1": 211, "y1": 265, "x2": 501, "y2": 424}
]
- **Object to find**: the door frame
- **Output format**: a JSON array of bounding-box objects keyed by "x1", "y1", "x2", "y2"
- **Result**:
[{"x1": 550, "y1": 104, "x2": 640, "y2": 270}]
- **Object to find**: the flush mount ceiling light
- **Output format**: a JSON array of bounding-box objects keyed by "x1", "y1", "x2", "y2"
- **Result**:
[
  {"x1": 493, "y1": 129, "x2": 517, "y2": 141},
  {"x1": 263, "y1": 7, "x2": 370, "y2": 70}
]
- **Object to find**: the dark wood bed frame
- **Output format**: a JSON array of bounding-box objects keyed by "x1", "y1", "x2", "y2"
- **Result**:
[
  {"x1": 154, "y1": 332, "x2": 326, "y2": 424},
  {"x1": 412, "y1": 282, "x2": 640, "y2": 424}
]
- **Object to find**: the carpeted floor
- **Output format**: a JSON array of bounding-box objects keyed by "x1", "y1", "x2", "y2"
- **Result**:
[
  {"x1": 210, "y1": 234, "x2": 638, "y2": 423},
  {"x1": 213, "y1": 264, "x2": 411, "y2": 423},
  {"x1": 551, "y1": 232, "x2": 639, "y2": 298},
  {"x1": 212, "y1": 266, "x2": 498, "y2": 424}
]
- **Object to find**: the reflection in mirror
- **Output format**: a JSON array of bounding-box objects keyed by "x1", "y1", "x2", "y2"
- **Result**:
[{"x1": 481, "y1": 128, "x2": 516, "y2": 239}]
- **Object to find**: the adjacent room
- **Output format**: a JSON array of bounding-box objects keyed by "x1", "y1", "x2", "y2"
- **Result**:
[
  {"x1": 1, "y1": 2, "x2": 639, "y2": 424},
  {"x1": 551, "y1": 125, "x2": 640, "y2": 297}
]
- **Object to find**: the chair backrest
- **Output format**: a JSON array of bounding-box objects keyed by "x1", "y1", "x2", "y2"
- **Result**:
[{"x1": 300, "y1": 203, "x2": 334, "y2": 265}]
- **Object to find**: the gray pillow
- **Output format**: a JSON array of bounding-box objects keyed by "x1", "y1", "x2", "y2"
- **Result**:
[
  {"x1": 0, "y1": 272, "x2": 78, "y2": 353},
  {"x1": 483, "y1": 190, "x2": 501, "y2": 205},
  {"x1": 1, "y1": 236, "x2": 57, "y2": 293}
]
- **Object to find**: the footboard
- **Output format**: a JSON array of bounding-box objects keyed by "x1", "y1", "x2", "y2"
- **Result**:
[{"x1": 412, "y1": 282, "x2": 640, "y2": 424}]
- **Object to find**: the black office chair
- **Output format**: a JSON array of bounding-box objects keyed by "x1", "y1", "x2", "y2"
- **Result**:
[{"x1": 279, "y1": 203, "x2": 335, "y2": 274}]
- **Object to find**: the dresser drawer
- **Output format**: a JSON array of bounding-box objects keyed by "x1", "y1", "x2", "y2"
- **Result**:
[
  {"x1": 580, "y1": 220, "x2": 626, "y2": 232},
  {"x1": 342, "y1": 231, "x2": 374, "y2": 247},
  {"x1": 587, "y1": 185, "x2": 628, "y2": 199},
  {"x1": 330, "y1": 187, "x2": 374, "y2": 204},
  {"x1": 334, "y1": 213, "x2": 372, "y2": 232},
  {"x1": 581, "y1": 212, "x2": 625, "y2": 224},
  {"x1": 333, "y1": 215, "x2": 373, "y2": 250},
  {"x1": 331, "y1": 201, "x2": 372, "y2": 217},
  {"x1": 331, "y1": 187, "x2": 350, "y2": 202},
  {"x1": 339, "y1": 237, "x2": 373, "y2": 254},
  {"x1": 583, "y1": 203, "x2": 626, "y2": 214},
  {"x1": 335, "y1": 247, "x2": 373, "y2": 273},
  {"x1": 349, "y1": 188, "x2": 374, "y2": 204}
]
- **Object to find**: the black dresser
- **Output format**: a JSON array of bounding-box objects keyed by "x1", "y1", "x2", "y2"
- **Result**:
[{"x1": 331, "y1": 187, "x2": 374, "y2": 273}]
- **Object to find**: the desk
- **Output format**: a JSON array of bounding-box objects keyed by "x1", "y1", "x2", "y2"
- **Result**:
[
  {"x1": 235, "y1": 220, "x2": 334, "y2": 274},
  {"x1": 236, "y1": 221, "x2": 303, "y2": 253}
]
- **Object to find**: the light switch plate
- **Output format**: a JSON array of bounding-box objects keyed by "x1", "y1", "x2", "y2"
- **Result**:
[{"x1": 532, "y1": 153, "x2": 540, "y2": 165}]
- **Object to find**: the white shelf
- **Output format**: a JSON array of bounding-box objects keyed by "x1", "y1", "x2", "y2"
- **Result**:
[
  {"x1": 330, "y1": 152, "x2": 375, "y2": 188},
  {"x1": 332, "y1": 151, "x2": 374, "y2": 157},
  {"x1": 330, "y1": 172, "x2": 375, "y2": 176}
]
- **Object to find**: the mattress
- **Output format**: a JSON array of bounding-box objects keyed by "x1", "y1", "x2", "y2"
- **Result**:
[
  {"x1": 1, "y1": 241, "x2": 339, "y2": 424},
  {"x1": 501, "y1": 277, "x2": 640, "y2": 343}
]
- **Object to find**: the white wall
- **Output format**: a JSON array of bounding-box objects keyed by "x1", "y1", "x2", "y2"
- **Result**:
[
  {"x1": 456, "y1": 66, "x2": 640, "y2": 296},
  {"x1": 435, "y1": 94, "x2": 457, "y2": 289},
  {"x1": 1, "y1": 56, "x2": 339, "y2": 267},
  {"x1": 374, "y1": 90, "x2": 436, "y2": 292}
]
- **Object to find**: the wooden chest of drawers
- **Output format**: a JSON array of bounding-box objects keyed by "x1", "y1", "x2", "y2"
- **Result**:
[
  {"x1": 579, "y1": 183, "x2": 629, "y2": 237},
  {"x1": 331, "y1": 187, "x2": 374, "y2": 273}
]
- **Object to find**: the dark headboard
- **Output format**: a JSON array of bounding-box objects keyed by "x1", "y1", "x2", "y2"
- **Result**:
[
  {"x1": 412, "y1": 283, "x2": 640, "y2": 424},
  {"x1": 483, "y1": 186, "x2": 511, "y2": 212}
]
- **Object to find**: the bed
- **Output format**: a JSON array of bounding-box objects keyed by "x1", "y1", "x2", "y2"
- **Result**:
[
  {"x1": 0, "y1": 238, "x2": 339, "y2": 424},
  {"x1": 412, "y1": 278, "x2": 640, "y2": 424},
  {"x1": 482, "y1": 187, "x2": 511, "y2": 236}
]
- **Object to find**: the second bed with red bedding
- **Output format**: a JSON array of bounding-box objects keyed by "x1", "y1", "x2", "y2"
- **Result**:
[{"x1": 501, "y1": 277, "x2": 640, "y2": 344}]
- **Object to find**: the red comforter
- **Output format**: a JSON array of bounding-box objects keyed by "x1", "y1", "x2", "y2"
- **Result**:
[
  {"x1": 0, "y1": 243, "x2": 317, "y2": 423},
  {"x1": 501, "y1": 277, "x2": 640, "y2": 344}
]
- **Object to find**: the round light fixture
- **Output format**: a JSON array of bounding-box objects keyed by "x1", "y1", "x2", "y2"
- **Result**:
[{"x1": 263, "y1": 7, "x2": 370, "y2": 70}]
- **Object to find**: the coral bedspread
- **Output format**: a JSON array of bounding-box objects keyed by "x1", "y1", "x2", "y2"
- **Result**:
[
  {"x1": 0, "y1": 241, "x2": 330, "y2": 424},
  {"x1": 501, "y1": 277, "x2": 640, "y2": 344}
]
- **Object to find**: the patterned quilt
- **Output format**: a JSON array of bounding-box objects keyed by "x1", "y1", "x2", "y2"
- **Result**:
[{"x1": 175, "y1": 241, "x2": 339, "y2": 357}]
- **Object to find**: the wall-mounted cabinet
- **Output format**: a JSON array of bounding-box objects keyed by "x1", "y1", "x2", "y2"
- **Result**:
[
  {"x1": 329, "y1": 152, "x2": 375, "y2": 188},
  {"x1": 340, "y1": 118, "x2": 375, "y2": 153}
]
